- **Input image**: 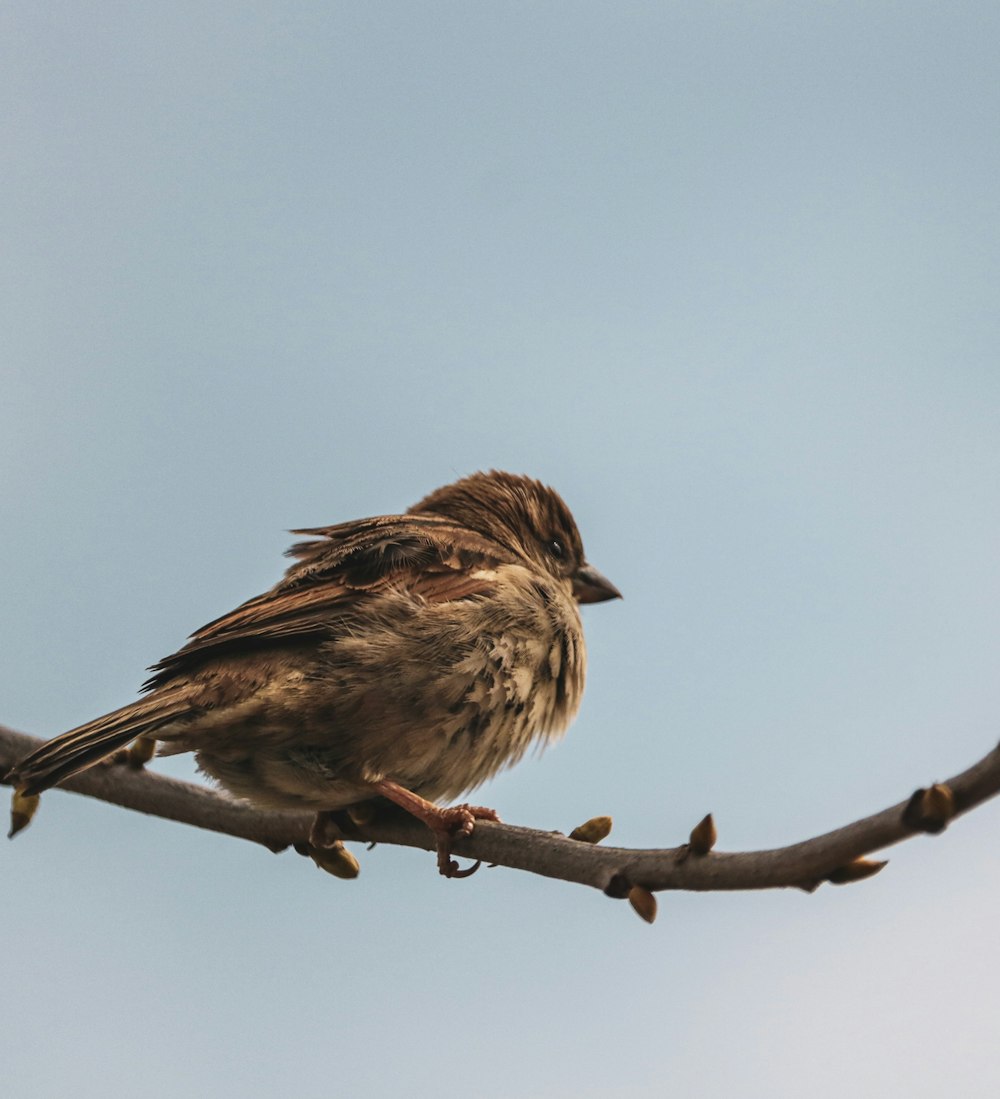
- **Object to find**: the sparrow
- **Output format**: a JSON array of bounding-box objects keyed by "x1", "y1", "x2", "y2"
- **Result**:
[{"x1": 6, "y1": 470, "x2": 620, "y2": 876}]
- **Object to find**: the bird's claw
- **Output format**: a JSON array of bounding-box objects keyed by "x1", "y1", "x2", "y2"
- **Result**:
[
  {"x1": 432, "y1": 803, "x2": 499, "y2": 877},
  {"x1": 442, "y1": 856, "x2": 482, "y2": 878}
]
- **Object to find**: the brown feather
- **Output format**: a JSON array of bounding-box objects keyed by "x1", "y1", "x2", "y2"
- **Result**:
[{"x1": 5, "y1": 471, "x2": 617, "y2": 828}]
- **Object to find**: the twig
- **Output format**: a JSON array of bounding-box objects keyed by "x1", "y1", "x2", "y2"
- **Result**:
[{"x1": 3, "y1": 723, "x2": 999, "y2": 901}]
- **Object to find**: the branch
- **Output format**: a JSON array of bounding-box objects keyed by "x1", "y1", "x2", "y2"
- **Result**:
[{"x1": 3, "y1": 723, "x2": 999, "y2": 913}]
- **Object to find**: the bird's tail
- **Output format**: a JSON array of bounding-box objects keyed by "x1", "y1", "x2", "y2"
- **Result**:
[{"x1": 5, "y1": 690, "x2": 194, "y2": 797}]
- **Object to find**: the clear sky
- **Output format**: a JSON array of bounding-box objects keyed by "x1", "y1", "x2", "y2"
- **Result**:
[{"x1": 3, "y1": 4, "x2": 999, "y2": 1096}]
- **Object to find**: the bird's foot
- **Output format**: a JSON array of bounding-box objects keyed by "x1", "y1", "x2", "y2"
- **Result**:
[
  {"x1": 371, "y1": 780, "x2": 500, "y2": 878},
  {"x1": 429, "y1": 803, "x2": 500, "y2": 877}
]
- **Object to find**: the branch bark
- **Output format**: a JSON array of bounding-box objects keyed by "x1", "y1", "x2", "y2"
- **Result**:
[{"x1": 3, "y1": 722, "x2": 998, "y2": 899}]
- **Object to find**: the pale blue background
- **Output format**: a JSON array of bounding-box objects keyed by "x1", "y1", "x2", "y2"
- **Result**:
[{"x1": 3, "y1": 4, "x2": 1000, "y2": 1096}]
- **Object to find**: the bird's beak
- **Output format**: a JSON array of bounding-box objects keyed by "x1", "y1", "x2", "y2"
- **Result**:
[{"x1": 572, "y1": 563, "x2": 622, "y2": 604}]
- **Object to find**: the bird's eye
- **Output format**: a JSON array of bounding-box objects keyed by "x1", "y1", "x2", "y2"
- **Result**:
[{"x1": 547, "y1": 538, "x2": 566, "y2": 560}]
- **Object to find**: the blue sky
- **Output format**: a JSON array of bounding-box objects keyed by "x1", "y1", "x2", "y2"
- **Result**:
[{"x1": 3, "y1": 4, "x2": 1000, "y2": 1096}]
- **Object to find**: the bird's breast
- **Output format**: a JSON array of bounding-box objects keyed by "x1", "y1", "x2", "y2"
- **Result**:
[
  {"x1": 192, "y1": 566, "x2": 588, "y2": 810},
  {"x1": 398, "y1": 567, "x2": 587, "y2": 801}
]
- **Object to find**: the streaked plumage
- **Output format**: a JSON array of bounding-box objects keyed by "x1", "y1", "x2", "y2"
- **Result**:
[{"x1": 6, "y1": 471, "x2": 620, "y2": 874}]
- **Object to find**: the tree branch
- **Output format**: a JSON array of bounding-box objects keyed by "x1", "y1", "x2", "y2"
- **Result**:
[{"x1": 3, "y1": 723, "x2": 999, "y2": 905}]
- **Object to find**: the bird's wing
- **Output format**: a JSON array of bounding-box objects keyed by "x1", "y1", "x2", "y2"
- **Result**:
[
  {"x1": 143, "y1": 514, "x2": 509, "y2": 690},
  {"x1": 7, "y1": 517, "x2": 515, "y2": 797}
]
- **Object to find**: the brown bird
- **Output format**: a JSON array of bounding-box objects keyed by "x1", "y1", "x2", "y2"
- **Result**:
[{"x1": 6, "y1": 471, "x2": 620, "y2": 876}]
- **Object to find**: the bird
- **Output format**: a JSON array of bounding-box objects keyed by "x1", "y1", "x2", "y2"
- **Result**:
[{"x1": 5, "y1": 470, "x2": 620, "y2": 876}]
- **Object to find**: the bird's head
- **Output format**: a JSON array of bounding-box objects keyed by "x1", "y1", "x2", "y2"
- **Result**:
[{"x1": 411, "y1": 470, "x2": 621, "y2": 604}]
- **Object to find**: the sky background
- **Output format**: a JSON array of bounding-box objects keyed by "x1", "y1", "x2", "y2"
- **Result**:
[{"x1": 3, "y1": 3, "x2": 1000, "y2": 1096}]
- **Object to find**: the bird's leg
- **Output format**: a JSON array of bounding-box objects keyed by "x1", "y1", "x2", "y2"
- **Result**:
[{"x1": 372, "y1": 779, "x2": 500, "y2": 878}]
